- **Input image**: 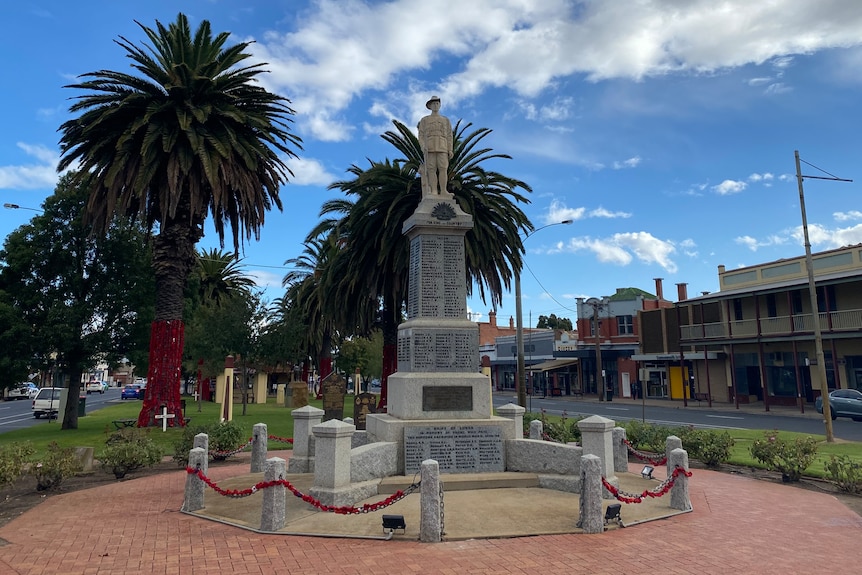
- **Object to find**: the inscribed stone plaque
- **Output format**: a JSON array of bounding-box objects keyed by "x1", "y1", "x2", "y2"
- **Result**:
[
  {"x1": 422, "y1": 386, "x2": 473, "y2": 411},
  {"x1": 321, "y1": 375, "x2": 346, "y2": 421},
  {"x1": 352, "y1": 392, "x2": 377, "y2": 430},
  {"x1": 404, "y1": 426, "x2": 504, "y2": 473},
  {"x1": 289, "y1": 381, "x2": 309, "y2": 408}
]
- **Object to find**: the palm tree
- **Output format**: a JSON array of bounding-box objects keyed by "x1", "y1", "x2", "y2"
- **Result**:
[
  {"x1": 326, "y1": 119, "x2": 533, "y2": 409},
  {"x1": 195, "y1": 248, "x2": 256, "y2": 307},
  {"x1": 57, "y1": 13, "x2": 302, "y2": 426}
]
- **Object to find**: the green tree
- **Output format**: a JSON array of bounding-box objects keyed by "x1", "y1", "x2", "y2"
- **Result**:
[
  {"x1": 323, "y1": 120, "x2": 533, "y2": 408},
  {"x1": 0, "y1": 295, "x2": 34, "y2": 392},
  {"x1": 57, "y1": 13, "x2": 302, "y2": 426},
  {"x1": 537, "y1": 314, "x2": 573, "y2": 330},
  {"x1": 0, "y1": 173, "x2": 155, "y2": 429}
]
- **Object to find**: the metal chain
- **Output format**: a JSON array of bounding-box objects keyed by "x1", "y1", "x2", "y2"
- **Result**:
[{"x1": 439, "y1": 482, "x2": 445, "y2": 538}]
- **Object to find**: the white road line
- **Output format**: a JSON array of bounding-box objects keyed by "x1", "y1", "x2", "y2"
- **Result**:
[
  {"x1": 605, "y1": 407, "x2": 630, "y2": 411},
  {"x1": 706, "y1": 415, "x2": 745, "y2": 420}
]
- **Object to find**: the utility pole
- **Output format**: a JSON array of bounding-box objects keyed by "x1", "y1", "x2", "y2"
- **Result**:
[
  {"x1": 515, "y1": 220, "x2": 573, "y2": 408},
  {"x1": 795, "y1": 150, "x2": 851, "y2": 443},
  {"x1": 586, "y1": 298, "x2": 605, "y2": 401}
]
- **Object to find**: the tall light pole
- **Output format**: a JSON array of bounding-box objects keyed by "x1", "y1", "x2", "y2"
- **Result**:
[
  {"x1": 515, "y1": 219, "x2": 572, "y2": 408},
  {"x1": 795, "y1": 150, "x2": 851, "y2": 443}
]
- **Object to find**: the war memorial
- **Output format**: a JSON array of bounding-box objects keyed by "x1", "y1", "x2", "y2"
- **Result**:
[{"x1": 180, "y1": 98, "x2": 692, "y2": 540}]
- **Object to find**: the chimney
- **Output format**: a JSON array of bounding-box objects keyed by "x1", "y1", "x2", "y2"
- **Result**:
[
  {"x1": 654, "y1": 278, "x2": 664, "y2": 300},
  {"x1": 509, "y1": 316, "x2": 515, "y2": 329},
  {"x1": 489, "y1": 311, "x2": 497, "y2": 328},
  {"x1": 676, "y1": 282, "x2": 688, "y2": 301}
]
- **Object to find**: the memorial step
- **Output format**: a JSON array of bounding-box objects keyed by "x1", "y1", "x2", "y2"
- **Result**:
[{"x1": 377, "y1": 471, "x2": 539, "y2": 494}]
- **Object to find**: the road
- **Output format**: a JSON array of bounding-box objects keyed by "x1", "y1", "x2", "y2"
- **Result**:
[
  {"x1": 492, "y1": 392, "x2": 862, "y2": 442},
  {"x1": 0, "y1": 386, "x2": 126, "y2": 434}
]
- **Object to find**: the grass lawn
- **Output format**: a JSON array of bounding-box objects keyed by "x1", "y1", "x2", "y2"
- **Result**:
[
  {"x1": 526, "y1": 411, "x2": 862, "y2": 480},
  {"x1": 0, "y1": 395, "x2": 335, "y2": 458}
]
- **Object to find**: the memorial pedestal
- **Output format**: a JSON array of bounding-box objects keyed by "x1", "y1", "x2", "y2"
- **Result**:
[{"x1": 366, "y1": 413, "x2": 516, "y2": 474}]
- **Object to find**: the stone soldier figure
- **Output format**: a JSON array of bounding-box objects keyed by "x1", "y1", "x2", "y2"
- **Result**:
[{"x1": 417, "y1": 95, "x2": 453, "y2": 197}]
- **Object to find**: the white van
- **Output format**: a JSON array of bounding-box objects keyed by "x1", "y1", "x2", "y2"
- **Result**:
[{"x1": 32, "y1": 387, "x2": 64, "y2": 419}]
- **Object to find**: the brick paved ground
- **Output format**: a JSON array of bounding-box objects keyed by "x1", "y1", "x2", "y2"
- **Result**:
[{"x1": 1, "y1": 454, "x2": 860, "y2": 575}]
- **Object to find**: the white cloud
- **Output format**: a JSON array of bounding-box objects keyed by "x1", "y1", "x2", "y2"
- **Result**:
[
  {"x1": 748, "y1": 172, "x2": 774, "y2": 182},
  {"x1": 283, "y1": 157, "x2": 336, "y2": 187},
  {"x1": 613, "y1": 156, "x2": 641, "y2": 169},
  {"x1": 249, "y1": 0, "x2": 862, "y2": 142},
  {"x1": 734, "y1": 234, "x2": 788, "y2": 251},
  {"x1": 0, "y1": 143, "x2": 62, "y2": 190},
  {"x1": 589, "y1": 207, "x2": 632, "y2": 219},
  {"x1": 560, "y1": 232, "x2": 678, "y2": 272},
  {"x1": 519, "y1": 96, "x2": 574, "y2": 122},
  {"x1": 546, "y1": 199, "x2": 586, "y2": 223},
  {"x1": 713, "y1": 179, "x2": 747, "y2": 195},
  {"x1": 834, "y1": 210, "x2": 862, "y2": 222}
]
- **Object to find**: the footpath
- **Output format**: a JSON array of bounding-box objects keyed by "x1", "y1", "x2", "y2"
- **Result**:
[{"x1": 1, "y1": 448, "x2": 861, "y2": 574}]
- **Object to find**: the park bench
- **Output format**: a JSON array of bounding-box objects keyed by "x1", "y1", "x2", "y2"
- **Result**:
[{"x1": 693, "y1": 392, "x2": 710, "y2": 403}]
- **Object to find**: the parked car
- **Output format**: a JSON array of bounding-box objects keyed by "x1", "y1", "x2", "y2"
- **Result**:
[
  {"x1": 5, "y1": 383, "x2": 38, "y2": 400},
  {"x1": 85, "y1": 381, "x2": 104, "y2": 394},
  {"x1": 815, "y1": 389, "x2": 862, "y2": 421},
  {"x1": 32, "y1": 387, "x2": 64, "y2": 418},
  {"x1": 121, "y1": 384, "x2": 143, "y2": 400}
]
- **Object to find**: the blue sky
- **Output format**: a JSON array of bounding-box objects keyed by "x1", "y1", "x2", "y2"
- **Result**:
[{"x1": 2, "y1": 0, "x2": 862, "y2": 327}]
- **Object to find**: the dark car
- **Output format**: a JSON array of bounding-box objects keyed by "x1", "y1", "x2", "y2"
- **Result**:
[
  {"x1": 815, "y1": 389, "x2": 862, "y2": 421},
  {"x1": 121, "y1": 384, "x2": 143, "y2": 400}
]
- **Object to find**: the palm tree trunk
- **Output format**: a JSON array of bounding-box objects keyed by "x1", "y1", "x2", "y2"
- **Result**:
[{"x1": 137, "y1": 217, "x2": 200, "y2": 427}]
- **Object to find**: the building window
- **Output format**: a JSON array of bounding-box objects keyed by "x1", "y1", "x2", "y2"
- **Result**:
[
  {"x1": 617, "y1": 315, "x2": 633, "y2": 335},
  {"x1": 791, "y1": 290, "x2": 804, "y2": 314},
  {"x1": 733, "y1": 298, "x2": 743, "y2": 321},
  {"x1": 817, "y1": 285, "x2": 837, "y2": 312},
  {"x1": 766, "y1": 294, "x2": 777, "y2": 318}
]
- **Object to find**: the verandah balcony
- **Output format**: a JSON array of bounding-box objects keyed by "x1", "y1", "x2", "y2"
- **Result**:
[{"x1": 680, "y1": 308, "x2": 862, "y2": 341}]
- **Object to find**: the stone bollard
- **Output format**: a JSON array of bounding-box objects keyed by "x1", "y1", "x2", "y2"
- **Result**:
[
  {"x1": 420, "y1": 459, "x2": 442, "y2": 542},
  {"x1": 669, "y1": 448, "x2": 691, "y2": 511},
  {"x1": 260, "y1": 457, "x2": 287, "y2": 531},
  {"x1": 612, "y1": 427, "x2": 628, "y2": 473},
  {"x1": 666, "y1": 435, "x2": 682, "y2": 474},
  {"x1": 578, "y1": 416, "x2": 616, "y2": 484},
  {"x1": 251, "y1": 423, "x2": 269, "y2": 473},
  {"x1": 182, "y1": 447, "x2": 208, "y2": 512},
  {"x1": 251, "y1": 423, "x2": 268, "y2": 473},
  {"x1": 288, "y1": 405, "x2": 324, "y2": 473},
  {"x1": 309, "y1": 419, "x2": 355, "y2": 506},
  {"x1": 529, "y1": 419, "x2": 543, "y2": 440},
  {"x1": 193, "y1": 432, "x2": 209, "y2": 453},
  {"x1": 497, "y1": 403, "x2": 526, "y2": 439},
  {"x1": 578, "y1": 454, "x2": 603, "y2": 534}
]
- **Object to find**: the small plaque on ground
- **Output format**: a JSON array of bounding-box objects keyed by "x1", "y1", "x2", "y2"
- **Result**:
[
  {"x1": 422, "y1": 386, "x2": 473, "y2": 411},
  {"x1": 404, "y1": 425, "x2": 504, "y2": 474}
]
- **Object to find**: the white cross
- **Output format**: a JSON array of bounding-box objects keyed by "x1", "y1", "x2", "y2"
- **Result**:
[
  {"x1": 193, "y1": 390, "x2": 200, "y2": 402},
  {"x1": 154, "y1": 406, "x2": 176, "y2": 432}
]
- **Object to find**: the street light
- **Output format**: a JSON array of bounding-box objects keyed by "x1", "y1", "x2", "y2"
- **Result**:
[
  {"x1": 794, "y1": 150, "x2": 851, "y2": 443},
  {"x1": 4, "y1": 203, "x2": 43, "y2": 212},
  {"x1": 515, "y1": 219, "x2": 573, "y2": 408}
]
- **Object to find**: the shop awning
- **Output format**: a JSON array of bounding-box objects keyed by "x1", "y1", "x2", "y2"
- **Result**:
[{"x1": 527, "y1": 358, "x2": 579, "y2": 372}]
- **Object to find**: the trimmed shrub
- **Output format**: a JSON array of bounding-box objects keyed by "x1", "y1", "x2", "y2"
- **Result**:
[
  {"x1": 750, "y1": 430, "x2": 818, "y2": 482},
  {"x1": 540, "y1": 410, "x2": 583, "y2": 444},
  {"x1": 32, "y1": 442, "x2": 83, "y2": 491},
  {"x1": 99, "y1": 428, "x2": 163, "y2": 479},
  {"x1": 824, "y1": 455, "x2": 862, "y2": 494},
  {"x1": 684, "y1": 428, "x2": 734, "y2": 468},
  {"x1": 0, "y1": 441, "x2": 35, "y2": 489},
  {"x1": 172, "y1": 420, "x2": 247, "y2": 465},
  {"x1": 622, "y1": 420, "x2": 678, "y2": 453}
]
